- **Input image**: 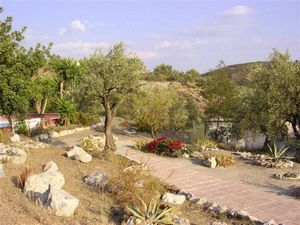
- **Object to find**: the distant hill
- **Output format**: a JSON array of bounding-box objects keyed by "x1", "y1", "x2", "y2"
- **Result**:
[{"x1": 202, "y1": 61, "x2": 267, "y2": 86}]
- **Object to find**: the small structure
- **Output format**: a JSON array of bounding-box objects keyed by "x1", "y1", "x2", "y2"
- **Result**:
[{"x1": 0, "y1": 113, "x2": 60, "y2": 131}]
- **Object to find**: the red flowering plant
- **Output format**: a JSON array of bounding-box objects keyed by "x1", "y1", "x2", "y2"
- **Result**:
[{"x1": 145, "y1": 137, "x2": 185, "y2": 157}]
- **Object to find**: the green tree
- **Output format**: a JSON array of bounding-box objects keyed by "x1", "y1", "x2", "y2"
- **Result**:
[
  {"x1": 50, "y1": 57, "x2": 82, "y2": 99},
  {"x1": 84, "y1": 43, "x2": 145, "y2": 151},
  {"x1": 132, "y1": 88, "x2": 188, "y2": 137},
  {"x1": 201, "y1": 64, "x2": 239, "y2": 140},
  {"x1": 0, "y1": 7, "x2": 50, "y2": 132},
  {"x1": 238, "y1": 49, "x2": 300, "y2": 140},
  {"x1": 32, "y1": 74, "x2": 57, "y2": 114}
]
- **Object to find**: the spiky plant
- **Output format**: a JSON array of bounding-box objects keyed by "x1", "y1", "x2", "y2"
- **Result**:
[
  {"x1": 127, "y1": 195, "x2": 172, "y2": 225},
  {"x1": 267, "y1": 142, "x2": 290, "y2": 162}
]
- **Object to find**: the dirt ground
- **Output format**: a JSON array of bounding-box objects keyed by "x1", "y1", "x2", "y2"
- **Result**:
[
  {"x1": 1, "y1": 118, "x2": 299, "y2": 225},
  {"x1": 0, "y1": 137, "x2": 253, "y2": 225}
]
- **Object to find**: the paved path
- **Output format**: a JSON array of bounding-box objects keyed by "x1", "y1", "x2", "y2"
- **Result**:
[{"x1": 116, "y1": 141, "x2": 300, "y2": 225}]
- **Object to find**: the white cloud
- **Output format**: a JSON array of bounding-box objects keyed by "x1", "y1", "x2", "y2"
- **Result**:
[
  {"x1": 58, "y1": 27, "x2": 67, "y2": 36},
  {"x1": 136, "y1": 51, "x2": 160, "y2": 59},
  {"x1": 155, "y1": 39, "x2": 209, "y2": 49},
  {"x1": 52, "y1": 41, "x2": 110, "y2": 58},
  {"x1": 71, "y1": 20, "x2": 86, "y2": 33},
  {"x1": 222, "y1": 5, "x2": 252, "y2": 16}
]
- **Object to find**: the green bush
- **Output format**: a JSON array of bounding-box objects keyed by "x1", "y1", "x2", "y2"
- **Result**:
[
  {"x1": 76, "y1": 112, "x2": 93, "y2": 126},
  {"x1": 15, "y1": 121, "x2": 28, "y2": 135},
  {"x1": 55, "y1": 99, "x2": 77, "y2": 126}
]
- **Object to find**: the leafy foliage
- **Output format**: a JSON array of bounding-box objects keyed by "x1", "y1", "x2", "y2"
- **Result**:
[
  {"x1": 236, "y1": 49, "x2": 300, "y2": 140},
  {"x1": 0, "y1": 8, "x2": 51, "y2": 128},
  {"x1": 83, "y1": 43, "x2": 145, "y2": 151},
  {"x1": 132, "y1": 88, "x2": 188, "y2": 137},
  {"x1": 55, "y1": 99, "x2": 77, "y2": 126},
  {"x1": 201, "y1": 63, "x2": 240, "y2": 140}
]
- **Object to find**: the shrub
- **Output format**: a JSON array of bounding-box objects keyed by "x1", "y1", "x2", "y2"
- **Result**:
[
  {"x1": 196, "y1": 138, "x2": 217, "y2": 150},
  {"x1": 76, "y1": 112, "x2": 93, "y2": 126},
  {"x1": 145, "y1": 137, "x2": 185, "y2": 157},
  {"x1": 202, "y1": 151, "x2": 234, "y2": 167},
  {"x1": 127, "y1": 195, "x2": 172, "y2": 225},
  {"x1": 134, "y1": 139, "x2": 148, "y2": 151},
  {"x1": 15, "y1": 121, "x2": 28, "y2": 135},
  {"x1": 55, "y1": 99, "x2": 77, "y2": 126},
  {"x1": 267, "y1": 142, "x2": 290, "y2": 162},
  {"x1": 109, "y1": 157, "x2": 165, "y2": 208},
  {"x1": 17, "y1": 167, "x2": 32, "y2": 189}
]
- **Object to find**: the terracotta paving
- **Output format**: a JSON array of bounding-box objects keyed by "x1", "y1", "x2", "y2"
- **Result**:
[{"x1": 116, "y1": 142, "x2": 300, "y2": 225}]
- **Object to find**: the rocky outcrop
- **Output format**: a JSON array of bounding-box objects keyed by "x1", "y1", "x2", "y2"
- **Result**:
[
  {"x1": 66, "y1": 146, "x2": 92, "y2": 163},
  {"x1": 43, "y1": 161, "x2": 59, "y2": 172},
  {"x1": 47, "y1": 186, "x2": 79, "y2": 217},
  {"x1": 84, "y1": 171, "x2": 109, "y2": 187},
  {"x1": 24, "y1": 162, "x2": 79, "y2": 217},
  {"x1": 162, "y1": 193, "x2": 186, "y2": 205}
]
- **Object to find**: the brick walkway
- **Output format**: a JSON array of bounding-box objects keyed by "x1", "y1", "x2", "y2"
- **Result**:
[{"x1": 116, "y1": 141, "x2": 300, "y2": 225}]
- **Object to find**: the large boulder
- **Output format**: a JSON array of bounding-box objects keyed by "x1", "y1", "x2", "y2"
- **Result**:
[
  {"x1": 43, "y1": 161, "x2": 59, "y2": 172},
  {"x1": 10, "y1": 134, "x2": 20, "y2": 143},
  {"x1": 47, "y1": 186, "x2": 79, "y2": 217},
  {"x1": 9, "y1": 147, "x2": 27, "y2": 164},
  {"x1": 162, "y1": 193, "x2": 186, "y2": 205},
  {"x1": 66, "y1": 146, "x2": 92, "y2": 163},
  {"x1": 84, "y1": 171, "x2": 109, "y2": 187},
  {"x1": 24, "y1": 170, "x2": 65, "y2": 203}
]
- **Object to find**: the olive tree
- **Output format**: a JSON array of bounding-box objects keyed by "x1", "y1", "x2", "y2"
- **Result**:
[
  {"x1": 84, "y1": 43, "x2": 145, "y2": 151},
  {"x1": 132, "y1": 88, "x2": 188, "y2": 138}
]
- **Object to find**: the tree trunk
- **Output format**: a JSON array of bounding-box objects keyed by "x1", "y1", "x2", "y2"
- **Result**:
[
  {"x1": 35, "y1": 100, "x2": 41, "y2": 114},
  {"x1": 8, "y1": 115, "x2": 14, "y2": 134},
  {"x1": 291, "y1": 116, "x2": 300, "y2": 139},
  {"x1": 60, "y1": 81, "x2": 64, "y2": 99},
  {"x1": 103, "y1": 98, "x2": 116, "y2": 152},
  {"x1": 41, "y1": 98, "x2": 48, "y2": 114},
  {"x1": 150, "y1": 127, "x2": 156, "y2": 139}
]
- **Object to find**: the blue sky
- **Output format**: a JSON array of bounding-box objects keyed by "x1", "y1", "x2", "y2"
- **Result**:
[{"x1": 0, "y1": 0, "x2": 299, "y2": 72}]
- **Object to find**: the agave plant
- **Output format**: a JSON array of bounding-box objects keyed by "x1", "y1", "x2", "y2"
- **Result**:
[
  {"x1": 267, "y1": 142, "x2": 290, "y2": 161},
  {"x1": 127, "y1": 195, "x2": 172, "y2": 225}
]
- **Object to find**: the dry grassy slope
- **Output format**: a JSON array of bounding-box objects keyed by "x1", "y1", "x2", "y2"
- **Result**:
[
  {"x1": 140, "y1": 80, "x2": 204, "y2": 108},
  {"x1": 202, "y1": 61, "x2": 267, "y2": 86}
]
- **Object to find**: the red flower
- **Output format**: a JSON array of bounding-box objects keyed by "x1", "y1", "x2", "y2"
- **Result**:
[
  {"x1": 167, "y1": 140, "x2": 185, "y2": 152},
  {"x1": 146, "y1": 137, "x2": 168, "y2": 152}
]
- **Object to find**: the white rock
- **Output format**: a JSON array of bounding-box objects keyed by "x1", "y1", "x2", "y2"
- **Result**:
[
  {"x1": 67, "y1": 146, "x2": 92, "y2": 163},
  {"x1": 196, "y1": 197, "x2": 208, "y2": 205},
  {"x1": 43, "y1": 161, "x2": 59, "y2": 172},
  {"x1": 211, "y1": 222, "x2": 227, "y2": 225},
  {"x1": 47, "y1": 186, "x2": 79, "y2": 217},
  {"x1": 10, "y1": 148, "x2": 27, "y2": 164},
  {"x1": 24, "y1": 171, "x2": 65, "y2": 202},
  {"x1": 203, "y1": 157, "x2": 217, "y2": 168},
  {"x1": 162, "y1": 193, "x2": 186, "y2": 205},
  {"x1": 84, "y1": 171, "x2": 108, "y2": 187},
  {"x1": 50, "y1": 131, "x2": 59, "y2": 138},
  {"x1": 10, "y1": 134, "x2": 20, "y2": 143},
  {"x1": 263, "y1": 219, "x2": 277, "y2": 225}
]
